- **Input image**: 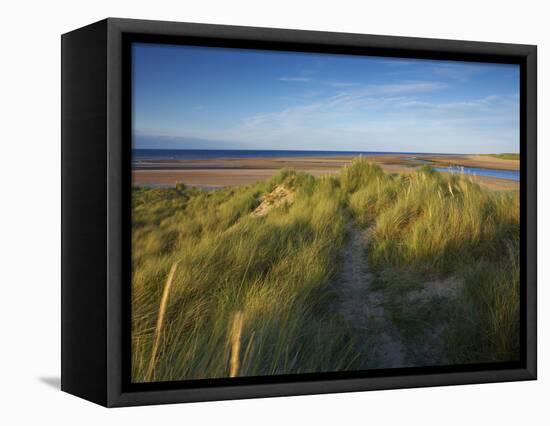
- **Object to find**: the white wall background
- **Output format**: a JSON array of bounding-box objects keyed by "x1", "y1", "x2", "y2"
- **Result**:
[{"x1": 0, "y1": 0, "x2": 546, "y2": 423}]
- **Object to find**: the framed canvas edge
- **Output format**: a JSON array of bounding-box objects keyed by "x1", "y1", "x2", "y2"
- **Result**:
[
  {"x1": 108, "y1": 368, "x2": 535, "y2": 408},
  {"x1": 103, "y1": 17, "x2": 537, "y2": 407}
]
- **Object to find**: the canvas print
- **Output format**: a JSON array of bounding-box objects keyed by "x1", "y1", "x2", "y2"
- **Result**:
[{"x1": 131, "y1": 43, "x2": 520, "y2": 383}]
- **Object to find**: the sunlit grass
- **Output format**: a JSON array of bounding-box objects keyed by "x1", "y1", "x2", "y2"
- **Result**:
[{"x1": 132, "y1": 158, "x2": 520, "y2": 382}]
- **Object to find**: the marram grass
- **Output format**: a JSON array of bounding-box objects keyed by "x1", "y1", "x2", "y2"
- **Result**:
[{"x1": 131, "y1": 159, "x2": 520, "y2": 382}]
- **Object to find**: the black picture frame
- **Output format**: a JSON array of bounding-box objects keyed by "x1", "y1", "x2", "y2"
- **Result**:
[{"x1": 61, "y1": 17, "x2": 537, "y2": 407}]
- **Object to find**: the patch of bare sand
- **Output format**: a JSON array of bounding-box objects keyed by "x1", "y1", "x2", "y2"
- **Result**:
[
  {"x1": 406, "y1": 277, "x2": 463, "y2": 304},
  {"x1": 419, "y1": 154, "x2": 519, "y2": 171},
  {"x1": 251, "y1": 185, "x2": 295, "y2": 217},
  {"x1": 464, "y1": 155, "x2": 519, "y2": 170},
  {"x1": 403, "y1": 277, "x2": 463, "y2": 365}
]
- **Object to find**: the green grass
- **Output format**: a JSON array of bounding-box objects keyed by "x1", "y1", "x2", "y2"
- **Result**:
[
  {"x1": 481, "y1": 153, "x2": 520, "y2": 160},
  {"x1": 346, "y1": 160, "x2": 520, "y2": 363},
  {"x1": 132, "y1": 159, "x2": 520, "y2": 382},
  {"x1": 132, "y1": 171, "x2": 368, "y2": 382}
]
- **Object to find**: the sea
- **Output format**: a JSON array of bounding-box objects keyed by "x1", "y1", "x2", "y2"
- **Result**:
[{"x1": 132, "y1": 149, "x2": 450, "y2": 161}]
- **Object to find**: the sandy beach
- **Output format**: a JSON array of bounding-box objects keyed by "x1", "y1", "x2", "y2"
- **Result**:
[{"x1": 132, "y1": 154, "x2": 519, "y2": 190}]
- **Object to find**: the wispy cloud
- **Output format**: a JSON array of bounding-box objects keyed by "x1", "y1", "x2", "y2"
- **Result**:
[
  {"x1": 278, "y1": 76, "x2": 358, "y2": 88},
  {"x1": 232, "y1": 82, "x2": 518, "y2": 153},
  {"x1": 278, "y1": 76, "x2": 312, "y2": 82},
  {"x1": 245, "y1": 80, "x2": 448, "y2": 128},
  {"x1": 324, "y1": 81, "x2": 447, "y2": 107},
  {"x1": 404, "y1": 93, "x2": 500, "y2": 108}
]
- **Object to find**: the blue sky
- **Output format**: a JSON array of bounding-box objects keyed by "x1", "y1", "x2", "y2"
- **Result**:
[{"x1": 132, "y1": 43, "x2": 520, "y2": 154}]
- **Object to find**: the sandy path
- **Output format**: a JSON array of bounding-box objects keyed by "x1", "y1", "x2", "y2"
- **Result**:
[
  {"x1": 336, "y1": 223, "x2": 463, "y2": 368},
  {"x1": 336, "y1": 224, "x2": 409, "y2": 368}
]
